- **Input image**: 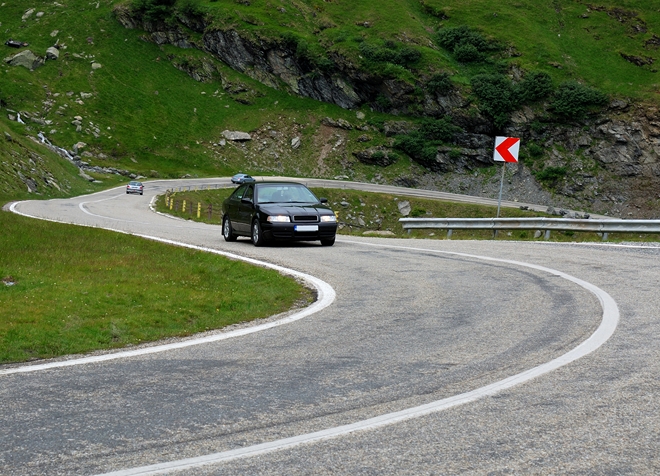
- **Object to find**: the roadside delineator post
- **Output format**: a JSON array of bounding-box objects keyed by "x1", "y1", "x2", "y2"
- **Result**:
[{"x1": 493, "y1": 136, "x2": 521, "y2": 219}]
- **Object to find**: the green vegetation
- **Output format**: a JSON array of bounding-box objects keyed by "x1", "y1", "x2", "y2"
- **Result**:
[
  {"x1": 154, "y1": 186, "x2": 659, "y2": 243},
  {"x1": 2, "y1": 0, "x2": 660, "y2": 364},
  {"x1": 0, "y1": 210, "x2": 311, "y2": 363}
]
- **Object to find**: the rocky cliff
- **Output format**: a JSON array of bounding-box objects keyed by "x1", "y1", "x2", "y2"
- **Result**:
[{"x1": 113, "y1": 6, "x2": 660, "y2": 218}]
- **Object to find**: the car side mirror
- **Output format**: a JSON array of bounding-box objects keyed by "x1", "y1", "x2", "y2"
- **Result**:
[
  {"x1": 241, "y1": 197, "x2": 253, "y2": 205},
  {"x1": 320, "y1": 197, "x2": 328, "y2": 203}
]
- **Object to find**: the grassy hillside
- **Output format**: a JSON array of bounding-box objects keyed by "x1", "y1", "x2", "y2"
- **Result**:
[{"x1": 1, "y1": 0, "x2": 659, "y2": 205}]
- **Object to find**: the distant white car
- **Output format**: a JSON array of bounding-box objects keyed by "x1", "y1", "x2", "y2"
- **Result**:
[
  {"x1": 126, "y1": 181, "x2": 144, "y2": 195},
  {"x1": 231, "y1": 173, "x2": 255, "y2": 184}
]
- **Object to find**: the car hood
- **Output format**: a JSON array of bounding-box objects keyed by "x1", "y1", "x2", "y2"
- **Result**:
[{"x1": 257, "y1": 203, "x2": 334, "y2": 215}]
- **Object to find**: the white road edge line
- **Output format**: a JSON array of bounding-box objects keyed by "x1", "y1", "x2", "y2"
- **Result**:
[
  {"x1": 2, "y1": 203, "x2": 336, "y2": 377},
  {"x1": 96, "y1": 239, "x2": 619, "y2": 476}
]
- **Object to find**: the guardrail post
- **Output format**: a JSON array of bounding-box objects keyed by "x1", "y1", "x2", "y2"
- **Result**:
[
  {"x1": 447, "y1": 229, "x2": 452, "y2": 239},
  {"x1": 602, "y1": 232, "x2": 609, "y2": 241},
  {"x1": 208, "y1": 204, "x2": 213, "y2": 220},
  {"x1": 544, "y1": 230, "x2": 551, "y2": 240},
  {"x1": 197, "y1": 202, "x2": 201, "y2": 219},
  {"x1": 182, "y1": 200, "x2": 186, "y2": 213}
]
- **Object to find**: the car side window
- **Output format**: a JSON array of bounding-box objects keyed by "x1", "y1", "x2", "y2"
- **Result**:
[
  {"x1": 244, "y1": 185, "x2": 254, "y2": 201},
  {"x1": 231, "y1": 184, "x2": 248, "y2": 200}
]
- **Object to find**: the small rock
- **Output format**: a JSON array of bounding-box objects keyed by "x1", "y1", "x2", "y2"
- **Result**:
[
  {"x1": 22, "y1": 8, "x2": 35, "y2": 21},
  {"x1": 46, "y1": 46, "x2": 59, "y2": 60},
  {"x1": 91, "y1": 62, "x2": 102, "y2": 70},
  {"x1": 356, "y1": 111, "x2": 365, "y2": 120},
  {"x1": 397, "y1": 200, "x2": 411, "y2": 216},
  {"x1": 222, "y1": 130, "x2": 251, "y2": 141},
  {"x1": 291, "y1": 136, "x2": 301, "y2": 149}
]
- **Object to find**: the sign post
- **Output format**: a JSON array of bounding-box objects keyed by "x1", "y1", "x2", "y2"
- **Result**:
[{"x1": 493, "y1": 136, "x2": 520, "y2": 218}]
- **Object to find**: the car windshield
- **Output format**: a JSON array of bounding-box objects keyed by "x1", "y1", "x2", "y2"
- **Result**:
[{"x1": 256, "y1": 184, "x2": 318, "y2": 204}]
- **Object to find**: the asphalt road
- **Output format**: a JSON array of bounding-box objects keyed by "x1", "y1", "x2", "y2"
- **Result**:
[{"x1": 2, "y1": 178, "x2": 658, "y2": 475}]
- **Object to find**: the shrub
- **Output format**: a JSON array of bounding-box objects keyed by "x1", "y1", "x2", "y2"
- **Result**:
[
  {"x1": 427, "y1": 72, "x2": 453, "y2": 95},
  {"x1": 517, "y1": 71, "x2": 553, "y2": 102},
  {"x1": 550, "y1": 81, "x2": 608, "y2": 118},
  {"x1": 453, "y1": 43, "x2": 484, "y2": 63},
  {"x1": 359, "y1": 41, "x2": 421, "y2": 67},
  {"x1": 437, "y1": 25, "x2": 492, "y2": 53},
  {"x1": 177, "y1": 0, "x2": 205, "y2": 17},
  {"x1": 411, "y1": 207, "x2": 427, "y2": 217},
  {"x1": 470, "y1": 73, "x2": 517, "y2": 128},
  {"x1": 419, "y1": 117, "x2": 461, "y2": 142},
  {"x1": 536, "y1": 166, "x2": 567, "y2": 185},
  {"x1": 132, "y1": 0, "x2": 176, "y2": 21},
  {"x1": 528, "y1": 142, "x2": 544, "y2": 158},
  {"x1": 394, "y1": 132, "x2": 437, "y2": 163}
]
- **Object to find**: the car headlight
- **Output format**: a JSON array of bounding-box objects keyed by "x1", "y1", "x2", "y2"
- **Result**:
[
  {"x1": 320, "y1": 215, "x2": 337, "y2": 223},
  {"x1": 267, "y1": 215, "x2": 290, "y2": 223}
]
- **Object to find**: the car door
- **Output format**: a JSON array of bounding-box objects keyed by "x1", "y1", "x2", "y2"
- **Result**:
[
  {"x1": 225, "y1": 184, "x2": 247, "y2": 231},
  {"x1": 235, "y1": 184, "x2": 255, "y2": 233}
]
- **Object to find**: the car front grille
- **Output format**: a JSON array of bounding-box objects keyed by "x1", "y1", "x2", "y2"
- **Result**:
[{"x1": 293, "y1": 215, "x2": 318, "y2": 222}]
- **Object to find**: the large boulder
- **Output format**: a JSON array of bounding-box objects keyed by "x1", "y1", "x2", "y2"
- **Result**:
[{"x1": 4, "y1": 50, "x2": 44, "y2": 70}]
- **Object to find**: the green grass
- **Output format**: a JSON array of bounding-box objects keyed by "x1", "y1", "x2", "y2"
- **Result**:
[
  {"x1": 156, "y1": 188, "x2": 659, "y2": 242},
  {"x1": 0, "y1": 210, "x2": 311, "y2": 364},
  {"x1": 2, "y1": 0, "x2": 659, "y2": 187},
  {"x1": 154, "y1": 186, "x2": 660, "y2": 243}
]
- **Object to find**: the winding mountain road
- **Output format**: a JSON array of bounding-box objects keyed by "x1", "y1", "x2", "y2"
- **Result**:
[{"x1": 2, "y1": 178, "x2": 658, "y2": 475}]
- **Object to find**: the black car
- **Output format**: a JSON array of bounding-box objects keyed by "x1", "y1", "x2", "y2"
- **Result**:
[{"x1": 222, "y1": 182, "x2": 337, "y2": 246}]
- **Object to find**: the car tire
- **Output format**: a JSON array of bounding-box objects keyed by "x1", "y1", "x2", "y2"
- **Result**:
[
  {"x1": 321, "y1": 237, "x2": 335, "y2": 247},
  {"x1": 222, "y1": 216, "x2": 237, "y2": 242},
  {"x1": 251, "y1": 220, "x2": 266, "y2": 247}
]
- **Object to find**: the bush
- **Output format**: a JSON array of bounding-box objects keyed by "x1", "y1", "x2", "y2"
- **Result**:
[
  {"x1": 453, "y1": 43, "x2": 484, "y2": 63},
  {"x1": 470, "y1": 73, "x2": 517, "y2": 128},
  {"x1": 517, "y1": 71, "x2": 553, "y2": 102},
  {"x1": 437, "y1": 25, "x2": 492, "y2": 54},
  {"x1": 394, "y1": 132, "x2": 437, "y2": 163},
  {"x1": 359, "y1": 41, "x2": 421, "y2": 67},
  {"x1": 419, "y1": 117, "x2": 461, "y2": 142},
  {"x1": 411, "y1": 207, "x2": 427, "y2": 217},
  {"x1": 132, "y1": 0, "x2": 176, "y2": 21},
  {"x1": 427, "y1": 72, "x2": 453, "y2": 95},
  {"x1": 528, "y1": 142, "x2": 544, "y2": 158},
  {"x1": 550, "y1": 81, "x2": 608, "y2": 118},
  {"x1": 536, "y1": 166, "x2": 567, "y2": 185},
  {"x1": 177, "y1": 0, "x2": 205, "y2": 17}
]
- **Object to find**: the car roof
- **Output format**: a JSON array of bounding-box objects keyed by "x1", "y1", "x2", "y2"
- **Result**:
[{"x1": 254, "y1": 181, "x2": 306, "y2": 186}]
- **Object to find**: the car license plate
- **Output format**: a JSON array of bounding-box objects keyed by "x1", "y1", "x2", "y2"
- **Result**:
[{"x1": 295, "y1": 225, "x2": 318, "y2": 232}]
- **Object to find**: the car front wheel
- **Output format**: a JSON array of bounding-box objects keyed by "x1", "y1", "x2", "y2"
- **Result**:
[
  {"x1": 223, "y1": 216, "x2": 237, "y2": 242},
  {"x1": 251, "y1": 220, "x2": 266, "y2": 247}
]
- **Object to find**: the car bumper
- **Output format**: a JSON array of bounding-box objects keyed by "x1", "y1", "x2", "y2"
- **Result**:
[{"x1": 263, "y1": 222, "x2": 337, "y2": 241}]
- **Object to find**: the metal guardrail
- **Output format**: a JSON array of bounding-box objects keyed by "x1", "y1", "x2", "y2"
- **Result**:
[{"x1": 399, "y1": 217, "x2": 660, "y2": 240}]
